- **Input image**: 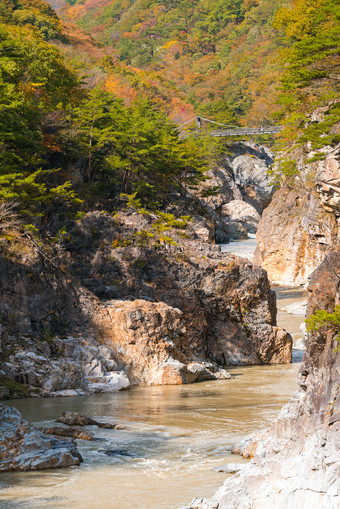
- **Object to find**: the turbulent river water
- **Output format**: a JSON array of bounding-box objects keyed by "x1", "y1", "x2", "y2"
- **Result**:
[{"x1": 0, "y1": 240, "x2": 307, "y2": 509}]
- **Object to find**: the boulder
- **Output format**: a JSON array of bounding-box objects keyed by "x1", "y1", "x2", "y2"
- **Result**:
[
  {"x1": 0, "y1": 404, "x2": 82, "y2": 471},
  {"x1": 42, "y1": 426, "x2": 94, "y2": 440},
  {"x1": 57, "y1": 411, "x2": 116, "y2": 429},
  {"x1": 92, "y1": 300, "x2": 227, "y2": 385},
  {"x1": 221, "y1": 200, "x2": 260, "y2": 235}
]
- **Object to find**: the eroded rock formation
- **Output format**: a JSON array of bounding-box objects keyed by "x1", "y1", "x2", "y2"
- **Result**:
[
  {"x1": 0, "y1": 404, "x2": 82, "y2": 471},
  {"x1": 255, "y1": 139, "x2": 340, "y2": 285},
  {"x1": 0, "y1": 211, "x2": 291, "y2": 396},
  {"x1": 203, "y1": 142, "x2": 274, "y2": 239},
  {"x1": 181, "y1": 251, "x2": 340, "y2": 509}
]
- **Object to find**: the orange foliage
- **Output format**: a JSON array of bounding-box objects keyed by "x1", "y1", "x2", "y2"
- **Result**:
[
  {"x1": 168, "y1": 97, "x2": 195, "y2": 125},
  {"x1": 42, "y1": 134, "x2": 62, "y2": 152},
  {"x1": 61, "y1": 3, "x2": 86, "y2": 21},
  {"x1": 105, "y1": 76, "x2": 137, "y2": 105}
]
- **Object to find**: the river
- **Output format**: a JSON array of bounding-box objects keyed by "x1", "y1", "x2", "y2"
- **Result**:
[{"x1": 0, "y1": 240, "x2": 306, "y2": 509}]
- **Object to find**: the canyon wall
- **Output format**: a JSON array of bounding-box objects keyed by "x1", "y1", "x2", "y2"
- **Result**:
[
  {"x1": 182, "y1": 251, "x2": 340, "y2": 509},
  {"x1": 0, "y1": 212, "x2": 291, "y2": 397},
  {"x1": 203, "y1": 142, "x2": 274, "y2": 240},
  {"x1": 255, "y1": 141, "x2": 340, "y2": 285}
]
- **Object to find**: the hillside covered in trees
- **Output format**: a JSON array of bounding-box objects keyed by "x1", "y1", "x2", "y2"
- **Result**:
[
  {"x1": 0, "y1": 4, "x2": 339, "y2": 508},
  {"x1": 0, "y1": 0, "x2": 339, "y2": 236},
  {"x1": 57, "y1": 0, "x2": 287, "y2": 126}
]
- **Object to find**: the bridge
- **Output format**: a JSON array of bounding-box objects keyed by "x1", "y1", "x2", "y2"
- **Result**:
[{"x1": 178, "y1": 116, "x2": 283, "y2": 137}]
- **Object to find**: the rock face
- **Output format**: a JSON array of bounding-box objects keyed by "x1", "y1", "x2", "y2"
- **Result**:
[
  {"x1": 255, "y1": 186, "x2": 332, "y2": 285},
  {"x1": 70, "y1": 214, "x2": 291, "y2": 370},
  {"x1": 221, "y1": 200, "x2": 260, "y2": 235},
  {"x1": 90, "y1": 299, "x2": 235, "y2": 385},
  {"x1": 181, "y1": 252, "x2": 340, "y2": 509},
  {"x1": 0, "y1": 404, "x2": 82, "y2": 471},
  {"x1": 255, "y1": 140, "x2": 340, "y2": 285},
  {"x1": 203, "y1": 142, "x2": 274, "y2": 239},
  {"x1": 0, "y1": 209, "x2": 292, "y2": 396}
]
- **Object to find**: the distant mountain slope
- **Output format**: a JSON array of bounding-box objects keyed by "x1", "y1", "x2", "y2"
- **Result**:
[{"x1": 56, "y1": 0, "x2": 288, "y2": 125}]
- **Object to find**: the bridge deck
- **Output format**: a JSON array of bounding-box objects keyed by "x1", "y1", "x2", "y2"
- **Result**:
[
  {"x1": 178, "y1": 117, "x2": 283, "y2": 137},
  {"x1": 208, "y1": 127, "x2": 282, "y2": 137}
]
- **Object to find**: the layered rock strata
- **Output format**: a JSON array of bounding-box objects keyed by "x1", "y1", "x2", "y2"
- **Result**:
[{"x1": 181, "y1": 251, "x2": 340, "y2": 509}]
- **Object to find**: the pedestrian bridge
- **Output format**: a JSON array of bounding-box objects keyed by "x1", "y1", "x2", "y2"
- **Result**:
[{"x1": 178, "y1": 116, "x2": 282, "y2": 137}]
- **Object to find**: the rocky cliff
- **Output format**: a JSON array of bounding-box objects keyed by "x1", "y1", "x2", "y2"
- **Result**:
[
  {"x1": 181, "y1": 251, "x2": 340, "y2": 509},
  {"x1": 203, "y1": 142, "x2": 274, "y2": 240},
  {"x1": 0, "y1": 211, "x2": 291, "y2": 398},
  {"x1": 255, "y1": 136, "x2": 340, "y2": 285}
]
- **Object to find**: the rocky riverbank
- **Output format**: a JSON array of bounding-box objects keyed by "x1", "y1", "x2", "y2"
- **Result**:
[
  {"x1": 181, "y1": 252, "x2": 340, "y2": 509},
  {"x1": 0, "y1": 404, "x2": 82, "y2": 471},
  {"x1": 0, "y1": 215, "x2": 291, "y2": 398},
  {"x1": 0, "y1": 144, "x2": 291, "y2": 399}
]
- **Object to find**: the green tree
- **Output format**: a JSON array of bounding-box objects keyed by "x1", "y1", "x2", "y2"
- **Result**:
[
  {"x1": 65, "y1": 88, "x2": 208, "y2": 206},
  {"x1": 306, "y1": 305, "x2": 340, "y2": 349},
  {"x1": 0, "y1": 20, "x2": 79, "y2": 174},
  {"x1": 274, "y1": 0, "x2": 340, "y2": 146}
]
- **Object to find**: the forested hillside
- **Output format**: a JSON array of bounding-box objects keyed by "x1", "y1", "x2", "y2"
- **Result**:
[
  {"x1": 0, "y1": 0, "x2": 339, "y2": 239},
  {"x1": 58, "y1": 0, "x2": 288, "y2": 125},
  {"x1": 0, "y1": 0, "x2": 211, "y2": 243}
]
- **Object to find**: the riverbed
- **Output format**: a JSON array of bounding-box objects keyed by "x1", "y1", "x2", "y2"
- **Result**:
[{"x1": 0, "y1": 239, "x2": 306, "y2": 509}]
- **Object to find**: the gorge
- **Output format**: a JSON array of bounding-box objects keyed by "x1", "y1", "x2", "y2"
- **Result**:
[
  {"x1": 0, "y1": 239, "x2": 308, "y2": 509},
  {"x1": 0, "y1": 0, "x2": 339, "y2": 507}
]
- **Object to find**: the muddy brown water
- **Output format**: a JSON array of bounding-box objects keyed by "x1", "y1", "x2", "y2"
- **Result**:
[{"x1": 0, "y1": 240, "x2": 307, "y2": 509}]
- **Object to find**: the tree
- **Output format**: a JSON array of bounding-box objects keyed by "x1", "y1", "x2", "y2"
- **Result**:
[
  {"x1": 306, "y1": 305, "x2": 340, "y2": 349},
  {"x1": 0, "y1": 19, "x2": 80, "y2": 174},
  {"x1": 64, "y1": 87, "x2": 208, "y2": 207},
  {"x1": 274, "y1": 0, "x2": 340, "y2": 146}
]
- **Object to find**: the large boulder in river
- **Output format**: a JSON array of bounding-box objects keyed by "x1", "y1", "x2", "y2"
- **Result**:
[
  {"x1": 0, "y1": 404, "x2": 82, "y2": 471},
  {"x1": 56, "y1": 411, "x2": 116, "y2": 428},
  {"x1": 90, "y1": 299, "x2": 230, "y2": 385},
  {"x1": 82, "y1": 234, "x2": 293, "y2": 376}
]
